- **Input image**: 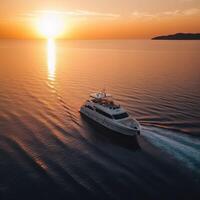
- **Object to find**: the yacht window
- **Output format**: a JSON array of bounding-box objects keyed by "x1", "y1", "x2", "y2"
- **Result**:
[
  {"x1": 86, "y1": 105, "x2": 94, "y2": 110},
  {"x1": 96, "y1": 108, "x2": 112, "y2": 119},
  {"x1": 113, "y1": 112, "x2": 129, "y2": 120}
]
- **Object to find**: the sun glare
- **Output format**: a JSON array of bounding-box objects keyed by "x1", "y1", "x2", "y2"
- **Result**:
[
  {"x1": 37, "y1": 12, "x2": 64, "y2": 38},
  {"x1": 47, "y1": 38, "x2": 56, "y2": 81}
]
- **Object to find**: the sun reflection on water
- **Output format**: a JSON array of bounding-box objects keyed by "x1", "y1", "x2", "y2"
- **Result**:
[{"x1": 47, "y1": 38, "x2": 56, "y2": 81}]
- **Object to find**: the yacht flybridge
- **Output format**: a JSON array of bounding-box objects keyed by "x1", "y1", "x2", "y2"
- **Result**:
[{"x1": 80, "y1": 91, "x2": 141, "y2": 136}]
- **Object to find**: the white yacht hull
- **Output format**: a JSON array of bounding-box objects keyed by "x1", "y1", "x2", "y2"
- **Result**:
[{"x1": 80, "y1": 106, "x2": 140, "y2": 136}]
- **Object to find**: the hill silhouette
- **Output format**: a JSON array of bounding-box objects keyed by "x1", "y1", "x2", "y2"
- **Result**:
[{"x1": 152, "y1": 33, "x2": 200, "y2": 40}]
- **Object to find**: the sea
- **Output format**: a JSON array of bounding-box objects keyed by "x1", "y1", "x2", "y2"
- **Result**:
[{"x1": 0, "y1": 39, "x2": 200, "y2": 200}]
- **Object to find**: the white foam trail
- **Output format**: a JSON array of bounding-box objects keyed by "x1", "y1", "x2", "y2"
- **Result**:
[{"x1": 141, "y1": 126, "x2": 200, "y2": 175}]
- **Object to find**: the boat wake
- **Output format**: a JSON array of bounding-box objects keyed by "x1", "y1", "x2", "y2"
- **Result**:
[{"x1": 141, "y1": 126, "x2": 200, "y2": 176}]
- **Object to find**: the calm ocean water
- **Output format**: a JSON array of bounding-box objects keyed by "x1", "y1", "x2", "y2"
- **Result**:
[{"x1": 0, "y1": 39, "x2": 200, "y2": 199}]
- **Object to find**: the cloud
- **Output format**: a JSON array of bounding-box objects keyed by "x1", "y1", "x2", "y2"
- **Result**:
[
  {"x1": 183, "y1": 8, "x2": 200, "y2": 15},
  {"x1": 14, "y1": 8, "x2": 200, "y2": 23},
  {"x1": 132, "y1": 11, "x2": 155, "y2": 18},
  {"x1": 20, "y1": 9, "x2": 120, "y2": 21},
  {"x1": 131, "y1": 8, "x2": 200, "y2": 20},
  {"x1": 163, "y1": 8, "x2": 200, "y2": 16}
]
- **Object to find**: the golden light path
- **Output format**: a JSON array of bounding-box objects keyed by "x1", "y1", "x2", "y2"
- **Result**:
[
  {"x1": 47, "y1": 38, "x2": 56, "y2": 81},
  {"x1": 37, "y1": 11, "x2": 64, "y2": 82}
]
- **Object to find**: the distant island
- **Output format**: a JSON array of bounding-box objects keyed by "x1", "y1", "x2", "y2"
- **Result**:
[{"x1": 152, "y1": 33, "x2": 200, "y2": 40}]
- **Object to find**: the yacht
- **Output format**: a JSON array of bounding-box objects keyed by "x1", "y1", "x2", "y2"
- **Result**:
[{"x1": 80, "y1": 91, "x2": 141, "y2": 136}]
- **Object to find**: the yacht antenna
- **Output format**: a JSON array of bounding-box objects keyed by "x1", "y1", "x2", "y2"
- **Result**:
[{"x1": 102, "y1": 85, "x2": 106, "y2": 95}]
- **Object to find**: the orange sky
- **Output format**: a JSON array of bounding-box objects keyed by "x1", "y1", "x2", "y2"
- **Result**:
[{"x1": 0, "y1": 0, "x2": 200, "y2": 39}]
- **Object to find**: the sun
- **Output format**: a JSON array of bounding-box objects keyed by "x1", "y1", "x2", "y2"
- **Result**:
[{"x1": 37, "y1": 12, "x2": 64, "y2": 38}]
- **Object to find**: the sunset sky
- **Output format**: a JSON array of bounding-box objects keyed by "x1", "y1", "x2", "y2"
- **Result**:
[{"x1": 0, "y1": 0, "x2": 200, "y2": 39}]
